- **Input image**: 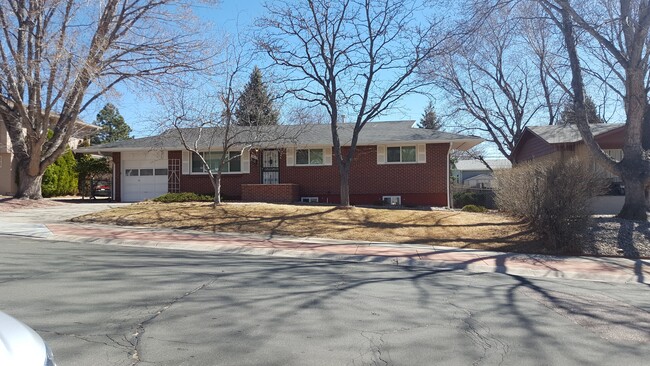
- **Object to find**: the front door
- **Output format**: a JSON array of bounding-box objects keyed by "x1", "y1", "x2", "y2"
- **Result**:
[{"x1": 262, "y1": 150, "x2": 279, "y2": 184}]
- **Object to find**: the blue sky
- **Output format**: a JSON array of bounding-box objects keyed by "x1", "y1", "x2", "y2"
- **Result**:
[{"x1": 79, "y1": 0, "x2": 432, "y2": 139}]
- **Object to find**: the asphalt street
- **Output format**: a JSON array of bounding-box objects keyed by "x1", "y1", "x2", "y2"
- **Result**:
[{"x1": 0, "y1": 235, "x2": 648, "y2": 365}]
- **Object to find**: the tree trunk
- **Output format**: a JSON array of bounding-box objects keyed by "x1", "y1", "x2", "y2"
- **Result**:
[
  {"x1": 211, "y1": 173, "x2": 222, "y2": 207},
  {"x1": 339, "y1": 163, "x2": 351, "y2": 207},
  {"x1": 618, "y1": 172, "x2": 648, "y2": 221},
  {"x1": 16, "y1": 170, "x2": 44, "y2": 200}
]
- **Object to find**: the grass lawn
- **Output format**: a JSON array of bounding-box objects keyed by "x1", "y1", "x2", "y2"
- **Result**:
[{"x1": 72, "y1": 202, "x2": 544, "y2": 254}]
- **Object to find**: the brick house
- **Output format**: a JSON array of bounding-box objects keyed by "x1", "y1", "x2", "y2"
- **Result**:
[{"x1": 76, "y1": 121, "x2": 482, "y2": 206}]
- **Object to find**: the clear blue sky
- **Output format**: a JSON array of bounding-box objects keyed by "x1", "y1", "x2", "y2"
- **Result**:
[{"x1": 78, "y1": 0, "x2": 432, "y2": 139}]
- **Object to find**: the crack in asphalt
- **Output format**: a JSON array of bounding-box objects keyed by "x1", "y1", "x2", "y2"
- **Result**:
[
  {"x1": 457, "y1": 306, "x2": 510, "y2": 366},
  {"x1": 128, "y1": 278, "x2": 217, "y2": 365},
  {"x1": 355, "y1": 330, "x2": 390, "y2": 366}
]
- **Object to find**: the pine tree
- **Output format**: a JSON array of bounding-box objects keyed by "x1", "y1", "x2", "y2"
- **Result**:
[
  {"x1": 235, "y1": 66, "x2": 279, "y2": 126},
  {"x1": 418, "y1": 101, "x2": 443, "y2": 130},
  {"x1": 559, "y1": 95, "x2": 605, "y2": 125},
  {"x1": 92, "y1": 103, "x2": 133, "y2": 144}
]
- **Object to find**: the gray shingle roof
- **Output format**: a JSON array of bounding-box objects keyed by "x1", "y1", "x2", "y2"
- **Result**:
[
  {"x1": 76, "y1": 121, "x2": 483, "y2": 153},
  {"x1": 527, "y1": 123, "x2": 625, "y2": 144}
]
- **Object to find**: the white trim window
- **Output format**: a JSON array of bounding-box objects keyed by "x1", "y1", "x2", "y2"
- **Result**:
[
  {"x1": 301, "y1": 197, "x2": 319, "y2": 203},
  {"x1": 296, "y1": 148, "x2": 324, "y2": 165},
  {"x1": 386, "y1": 146, "x2": 416, "y2": 163},
  {"x1": 191, "y1": 151, "x2": 241, "y2": 174},
  {"x1": 378, "y1": 144, "x2": 426, "y2": 164}
]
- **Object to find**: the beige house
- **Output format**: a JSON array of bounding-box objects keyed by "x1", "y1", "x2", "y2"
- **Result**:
[{"x1": 0, "y1": 118, "x2": 99, "y2": 196}]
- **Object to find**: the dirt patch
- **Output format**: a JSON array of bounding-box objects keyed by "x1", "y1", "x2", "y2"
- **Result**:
[
  {"x1": 585, "y1": 218, "x2": 650, "y2": 258},
  {"x1": 72, "y1": 201, "x2": 546, "y2": 254},
  {"x1": 0, "y1": 196, "x2": 65, "y2": 211}
]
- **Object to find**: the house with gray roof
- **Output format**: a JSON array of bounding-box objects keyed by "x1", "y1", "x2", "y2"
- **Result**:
[
  {"x1": 512, "y1": 123, "x2": 625, "y2": 165},
  {"x1": 511, "y1": 123, "x2": 627, "y2": 214},
  {"x1": 452, "y1": 159, "x2": 512, "y2": 188},
  {"x1": 77, "y1": 120, "x2": 482, "y2": 206}
]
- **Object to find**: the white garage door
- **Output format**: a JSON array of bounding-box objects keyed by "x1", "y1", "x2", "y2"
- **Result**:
[{"x1": 122, "y1": 151, "x2": 168, "y2": 202}]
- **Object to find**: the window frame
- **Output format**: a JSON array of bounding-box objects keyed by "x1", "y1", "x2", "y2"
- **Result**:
[
  {"x1": 384, "y1": 145, "x2": 417, "y2": 164},
  {"x1": 295, "y1": 148, "x2": 325, "y2": 166},
  {"x1": 382, "y1": 195, "x2": 402, "y2": 206},
  {"x1": 190, "y1": 151, "x2": 243, "y2": 175}
]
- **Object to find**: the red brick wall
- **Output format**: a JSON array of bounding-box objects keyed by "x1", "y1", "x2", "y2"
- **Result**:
[
  {"x1": 280, "y1": 145, "x2": 449, "y2": 206},
  {"x1": 176, "y1": 150, "x2": 261, "y2": 200},
  {"x1": 173, "y1": 144, "x2": 451, "y2": 206},
  {"x1": 241, "y1": 184, "x2": 299, "y2": 203},
  {"x1": 112, "y1": 152, "x2": 121, "y2": 202}
]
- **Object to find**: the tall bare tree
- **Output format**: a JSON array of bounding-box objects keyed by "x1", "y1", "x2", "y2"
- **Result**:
[
  {"x1": 432, "y1": 2, "x2": 563, "y2": 161},
  {"x1": 257, "y1": 0, "x2": 449, "y2": 206},
  {"x1": 538, "y1": 0, "x2": 650, "y2": 220},
  {"x1": 0, "y1": 0, "x2": 210, "y2": 199}
]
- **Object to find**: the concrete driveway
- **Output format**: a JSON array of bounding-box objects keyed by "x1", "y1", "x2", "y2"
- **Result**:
[{"x1": 0, "y1": 199, "x2": 130, "y2": 237}]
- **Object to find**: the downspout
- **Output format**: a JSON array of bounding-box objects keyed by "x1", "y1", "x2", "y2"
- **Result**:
[
  {"x1": 111, "y1": 157, "x2": 116, "y2": 202},
  {"x1": 447, "y1": 142, "x2": 453, "y2": 208}
]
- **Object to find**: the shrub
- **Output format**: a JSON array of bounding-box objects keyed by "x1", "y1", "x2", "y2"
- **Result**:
[
  {"x1": 461, "y1": 204, "x2": 488, "y2": 213},
  {"x1": 453, "y1": 190, "x2": 495, "y2": 208},
  {"x1": 494, "y1": 158, "x2": 607, "y2": 253},
  {"x1": 153, "y1": 192, "x2": 214, "y2": 203},
  {"x1": 42, "y1": 149, "x2": 78, "y2": 197}
]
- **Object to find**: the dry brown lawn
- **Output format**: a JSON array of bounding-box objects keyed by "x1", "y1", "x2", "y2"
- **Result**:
[{"x1": 72, "y1": 202, "x2": 544, "y2": 253}]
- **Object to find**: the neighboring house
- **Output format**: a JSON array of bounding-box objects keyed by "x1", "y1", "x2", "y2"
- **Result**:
[
  {"x1": 452, "y1": 159, "x2": 512, "y2": 189},
  {"x1": 511, "y1": 123, "x2": 626, "y2": 214},
  {"x1": 0, "y1": 118, "x2": 99, "y2": 196},
  {"x1": 511, "y1": 123, "x2": 625, "y2": 180},
  {"x1": 76, "y1": 121, "x2": 483, "y2": 206}
]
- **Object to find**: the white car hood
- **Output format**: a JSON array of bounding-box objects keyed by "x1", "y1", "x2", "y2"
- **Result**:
[{"x1": 0, "y1": 311, "x2": 47, "y2": 366}]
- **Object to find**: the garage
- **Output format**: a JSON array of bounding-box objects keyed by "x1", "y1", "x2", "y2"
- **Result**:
[{"x1": 122, "y1": 151, "x2": 168, "y2": 202}]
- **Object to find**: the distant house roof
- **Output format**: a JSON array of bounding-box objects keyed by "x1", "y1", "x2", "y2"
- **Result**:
[
  {"x1": 526, "y1": 123, "x2": 625, "y2": 144},
  {"x1": 76, "y1": 120, "x2": 484, "y2": 153},
  {"x1": 454, "y1": 159, "x2": 511, "y2": 171},
  {"x1": 465, "y1": 173, "x2": 495, "y2": 181}
]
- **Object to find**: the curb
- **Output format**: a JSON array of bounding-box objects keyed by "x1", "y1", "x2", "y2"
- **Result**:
[{"x1": 46, "y1": 231, "x2": 650, "y2": 285}]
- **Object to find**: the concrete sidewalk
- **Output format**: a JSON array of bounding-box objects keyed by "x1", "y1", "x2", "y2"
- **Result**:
[{"x1": 37, "y1": 222, "x2": 650, "y2": 285}]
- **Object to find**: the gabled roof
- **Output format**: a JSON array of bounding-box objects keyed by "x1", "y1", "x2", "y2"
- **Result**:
[
  {"x1": 526, "y1": 123, "x2": 625, "y2": 144},
  {"x1": 454, "y1": 159, "x2": 511, "y2": 171},
  {"x1": 76, "y1": 121, "x2": 484, "y2": 153}
]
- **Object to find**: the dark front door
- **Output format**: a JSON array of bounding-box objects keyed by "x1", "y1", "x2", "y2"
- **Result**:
[{"x1": 262, "y1": 150, "x2": 279, "y2": 184}]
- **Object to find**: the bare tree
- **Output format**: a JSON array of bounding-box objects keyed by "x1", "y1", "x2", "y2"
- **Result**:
[
  {"x1": 0, "y1": 0, "x2": 211, "y2": 199},
  {"x1": 538, "y1": 0, "x2": 650, "y2": 220},
  {"x1": 256, "y1": 0, "x2": 450, "y2": 206},
  {"x1": 432, "y1": 2, "x2": 556, "y2": 161},
  {"x1": 158, "y1": 43, "x2": 302, "y2": 206}
]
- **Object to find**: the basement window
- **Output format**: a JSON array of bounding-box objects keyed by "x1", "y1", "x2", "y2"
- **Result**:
[
  {"x1": 301, "y1": 197, "x2": 319, "y2": 203},
  {"x1": 382, "y1": 196, "x2": 401, "y2": 206}
]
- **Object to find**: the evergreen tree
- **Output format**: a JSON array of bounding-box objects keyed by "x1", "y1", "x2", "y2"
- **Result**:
[
  {"x1": 42, "y1": 149, "x2": 78, "y2": 197},
  {"x1": 559, "y1": 96, "x2": 605, "y2": 125},
  {"x1": 235, "y1": 66, "x2": 279, "y2": 126},
  {"x1": 92, "y1": 103, "x2": 133, "y2": 144},
  {"x1": 418, "y1": 101, "x2": 443, "y2": 130}
]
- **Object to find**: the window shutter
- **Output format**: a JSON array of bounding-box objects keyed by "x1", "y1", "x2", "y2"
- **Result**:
[
  {"x1": 241, "y1": 150, "x2": 250, "y2": 173},
  {"x1": 417, "y1": 144, "x2": 427, "y2": 163},
  {"x1": 377, "y1": 145, "x2": 386, "y2": 164},
  {"x1": 286, "y1": 147, "x2": 295, "y2": 166},
  {"x1": 182, "y1": 151, "x2": 190, "y2": 174},
  {"x1": 324, "y1": 147, "x2": 332, "y2": 165}
]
